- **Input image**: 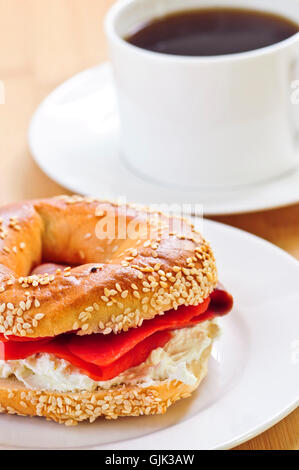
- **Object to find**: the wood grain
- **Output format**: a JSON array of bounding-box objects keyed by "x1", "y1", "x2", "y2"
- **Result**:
[{"x1": 0, "y1": 0, "x2": 297, "y2": 449}]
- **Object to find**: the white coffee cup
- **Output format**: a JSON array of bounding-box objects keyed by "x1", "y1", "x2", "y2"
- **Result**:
[{"x1": 105, "y1": 0, "x2": 299, "y2": 189}]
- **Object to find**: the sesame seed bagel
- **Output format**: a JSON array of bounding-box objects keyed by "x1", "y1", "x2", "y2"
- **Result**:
[
  {"x1": 0, "y1": 195, "x2": 217, "y2": 338},
  {"x1": 0, "y1": 340, "x2": 212, "y2": 425}
]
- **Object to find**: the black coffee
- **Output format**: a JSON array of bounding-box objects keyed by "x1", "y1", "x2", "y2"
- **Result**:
[{"x1": 126, "y1": 8, "x2": 299, "y2": 56}]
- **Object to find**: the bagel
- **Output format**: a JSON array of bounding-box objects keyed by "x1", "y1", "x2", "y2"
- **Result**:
[{"x1": 0, "y1": 195, "x2": 233, "y2": 425}]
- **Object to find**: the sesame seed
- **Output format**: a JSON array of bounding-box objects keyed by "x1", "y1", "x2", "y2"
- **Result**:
[
  {"x1": 103, "y1": 327, "x2": 112, "y2": 335},
  {"x1": 34, "y1": 313, "x2": 44, "y2": 320},
  {"x1": 95, "y1": 209, "x2": 105, "y2": 217}
]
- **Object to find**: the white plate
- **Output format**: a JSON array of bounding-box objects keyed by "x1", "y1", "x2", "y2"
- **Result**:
[
  {"x1": 0, "y1": 219, "x2": 298, "y2": 450},
  {"x1": 28, "y1": 63, "x2": 299, "y2": 216}
]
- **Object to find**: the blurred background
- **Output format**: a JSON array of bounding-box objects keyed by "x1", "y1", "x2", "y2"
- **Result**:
[{"x1": 0, "y1": 0, "x2": 297, "y2": 449}]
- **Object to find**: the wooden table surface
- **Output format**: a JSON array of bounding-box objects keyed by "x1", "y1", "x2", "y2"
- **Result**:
[{"x1": 0, "y1": 0, "x2": 297, "y2": 450}]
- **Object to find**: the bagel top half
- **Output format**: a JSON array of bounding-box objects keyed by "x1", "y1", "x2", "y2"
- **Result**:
[{"x1": 0, "y1": 195, "x2": 217, "y2": 338}]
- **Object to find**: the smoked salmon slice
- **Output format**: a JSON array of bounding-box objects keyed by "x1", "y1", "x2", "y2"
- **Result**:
[{"x1": 0, "y1": 287, "x2": 233, "y2": 381}]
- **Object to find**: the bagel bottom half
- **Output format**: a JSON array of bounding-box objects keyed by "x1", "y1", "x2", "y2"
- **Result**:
[{"x1": 0, "y1": 321, "x2": 219, "y2": 425}]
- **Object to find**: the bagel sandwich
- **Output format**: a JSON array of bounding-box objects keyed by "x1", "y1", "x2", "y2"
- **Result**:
[{"x1": 0, "y1": 196, "x2": 233, "y2": 425}]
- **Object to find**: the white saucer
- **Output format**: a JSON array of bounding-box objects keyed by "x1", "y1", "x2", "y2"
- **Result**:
[
  {"x1": 0, "y1": 219, "x2": 298, "y2": 449},
  {"x1": 29, "y1": 63, "x2": 299, "y2": 215}
]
